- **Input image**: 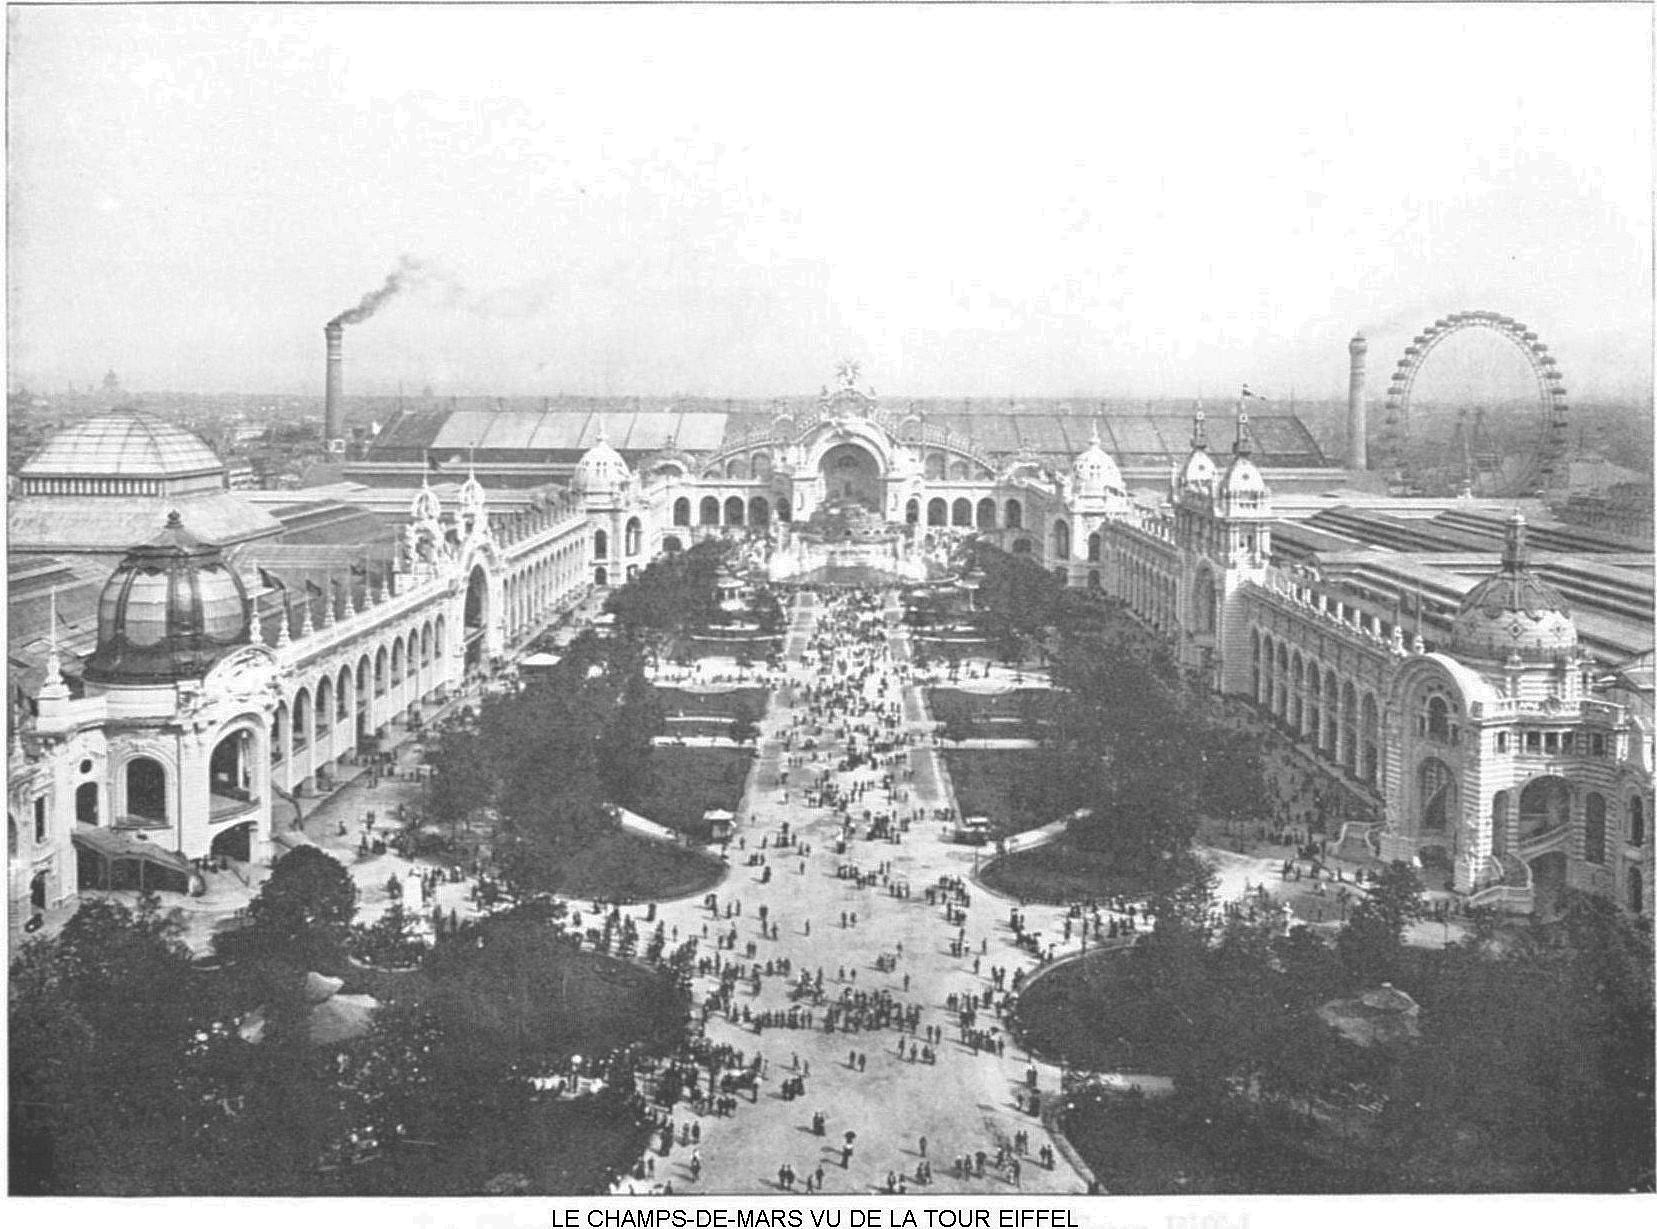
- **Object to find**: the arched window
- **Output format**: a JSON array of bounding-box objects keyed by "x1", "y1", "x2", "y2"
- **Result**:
[
  {"x1": 593, "y1": 529, "x2": 609, "y2": 559},
  {"x1": 75, "y1": 782, "x2": 99, "y2": 826},
  {"x1": 748, "y1": 497, "x2": 770, "y2": 527},
  {"x1": 1491, "y1": 791, "x2": 1511, "y2": 852},
  {"x1": 337, "y1": 666, "x2": 352, "y2": 719},
  {"x1": 673, "y1": 497, "x2": 691, "y2": 527},
  {"x1": 1361, "y1": 693, "x2": 1380, "y2": 784},
  {"x1": 315, "y1": 677, "x2": 333, "y2": 731},
  {"x1": 1252, "y1": 630, "x2": 1263, "y2": 703},
  {"x1": 1425, "y1": 695, "x2": 1450, "y2": 741},
  {"x1": 952, "y1": 498, "x2": 973, "y2": 527},
  {"x1": 726, "y1": 457, "x2": 748, "y2": 480},
  {"x1": 1519, "y1": 777, "x2": 1569, "y2": 840},
  {"x1": 949, "y1": 459, "x2": 970, "y2": 480},
  {"x1": 292, "y1": 688, "x2": 311, "y2": 743},
  {"x1": 925, "y1": 453, "x2": 946, "y2": 480},
  {"x1": 1418, "y1": 758, "x2": 1456, "y2": 830},
  {"x1": 1341, "y1": 682, "x2": 1358, "y2": 768},
  {"x1": 1004, "y1": 499, "x2": 1023, "y2": 530},
  {"x1": 625, "y1": 517, "x2": 642, "y2": 555},
  {"x1": 927, "y1": 498, "x2": 948, "y2": 526},
  {"x1": 905, "y1": 499, "x2": 920, "y2": 525},
  {"x1": 1629, "y1": 867, "x2": 1645, "y2": 915},
  {"x1": 126, "y1": 757, "x2": 168, "y2": 824},
  {"x1": 699, "y1": 496, "x2": 720, "y2": 526},
  {"x1": 1630, "y1": 795, "x2": 1646, "y2": 847},
  {"x1": 1087, "y1": 570, "x2": 1100, "y2": 590},
  {"x1": 1051, "y1": 520, "x2": 1070, "y2": 558},
  {"x1": 724, "y1": 496, "x2": 745, "y2": 526},
  {"x1": 391, "y1": 639, "x2": 405, "y2": 685},
  {"x1": 977, "y1": 498, "x2": 997, "y2": 530},
  {"x1": 1087, "y1": 532, "x2": 1101, "y2": 563},
  {"x1": 374, "y1": 648, "x2": 388, "y2": 697},
  {"x1": 594, "y1": 566, "x2": 609, "y2": 587},
  {"x1": 1290, "y1": 654, "x2": 1304, "y2": 734},
  {"x1": 1584, "y1": 793, "x2": 1607, "y2": 864}
]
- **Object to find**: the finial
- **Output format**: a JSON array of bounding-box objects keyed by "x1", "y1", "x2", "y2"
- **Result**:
[
  {"x1": 1503, "y1": 508, "x2": 1529, "y2": 573},
  {"x1": 1089, "y1": 418, "x2": 1102, "y2": 448},
  {"x1": 1234, "y1": 412, "x2": 1253, "y2": 457},
  {"x1": 322, "y1": 575, "x2": 337, "y2": 626},
  {"x1": 1192, "y1": 409, "x2": 1208, "y2": 450},
  {"x1": 276, "y1": 601, "x2": 291, "y2": 647},
  {"x1": 298, "y1": 593, "x2": 314, "y2": 637},
  {"x1": 41, "y1": 587, "x2": 67, "y2": 699},
  {"x1": 248, "y1": 598, "x2": 262, "y2": 643}
]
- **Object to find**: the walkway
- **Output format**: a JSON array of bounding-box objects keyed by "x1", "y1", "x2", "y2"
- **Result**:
[{"x1": 609, "y1": 587, "x2": 1099, "y2": 1195}]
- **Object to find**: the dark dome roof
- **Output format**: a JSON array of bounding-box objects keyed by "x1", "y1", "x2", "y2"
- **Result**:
[
  {"x1": 83, "y1": 511, "x2": 250, "y2": 684},
  {"x1": 1449, "y1": 511, "x2": 1576, "y2": 663}
]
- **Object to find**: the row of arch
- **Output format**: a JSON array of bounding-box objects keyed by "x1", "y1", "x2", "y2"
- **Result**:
[
  {"x1": 593, "y1": 517, "x2": 645, "y2": 561},
  {"x1": 1253, "y1": 629, "x2": 1383, "y2": 788},
  {"x1": 1121, "y1": 548, "x2": 1178, "y2": 637},
  {"x1": 907, "y1": 497, "x2": 1026, "y2": 530},
  {"x1": 502, "y1": 536, "x2": 587, "y2": 645},
  {"x1": 272, "y1": 613, "x2": 452, "y2": 795},
  {"x1": 674, "y1": 496, "x2": 784, "y2": 529}
]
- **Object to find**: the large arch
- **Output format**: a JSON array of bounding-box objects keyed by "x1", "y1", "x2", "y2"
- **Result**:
[
  {"x1": 1051, "y1": 519, "x2": 1070, "y2": 559},
  {"x1": 724, "y1": 496, "x2": 746, "y2": 526},
  {"x1": 1004, "y1": 499, "x2": 1023, "y2": 530},
  {"x1": 699, "y1": 496, "x2": 721, "y2": 526},
  {"x1": 673, "y1": 497, "x2": 691, "y2": 527},
  {"x1": 126, "y1": 757, "x2": 168, "y2": 824},
  {"x1": 625, "y1": 517, "x2": 643, "y2": 555},
  {"x1": 1519, "y1": 776, "x2": 1570, "y2": 841},
  {"x1": 976, "y1": 498, "x2": 997, "y2": 530},
  {"x1": 463, "y1": 564, "x2": 489, "y2": 671},
  {"x1": 819, "y1": 441, "x2": 883, "y2": 509},
  {"x1": 927, "y1": 498, "x2": 948, "y2": 527},
  {"x1": 951, "y1": 498, "x2": 973, "y2": 528},
  {"x1": 593, "y1": 528, "x2": 609, "y2": 560},
  {"x1": 1417, "y1": 757, "x2": 1457, "y2": 831}
]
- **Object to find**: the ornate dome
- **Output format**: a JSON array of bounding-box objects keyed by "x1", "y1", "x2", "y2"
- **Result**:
[
  {"x1": 571, "y1": 431, "x2": 629, "y2": 495},
  {"x1": 1215, "y1": 414, "x2": 1268, "y2": 511},
  {"x1": 1448, "y1": 511, "x2": 1576, "y2": 663},
  {"x1": 83, "y1": 511, "x2": 250, "y2": 684},
  {"x1": 1176, "y1": 410, "x2": 1216, "y2": 494},
  {"x1": 1072, "y1": 423, "x2": 1124, "y2": 497},
  {"x1": 20, "y1": 411, "x2": 224, "y2": 486}
]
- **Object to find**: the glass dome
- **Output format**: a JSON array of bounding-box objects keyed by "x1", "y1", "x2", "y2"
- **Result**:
[{"x1": 84, "y1": 511, "x2": 250, "y2": 684}]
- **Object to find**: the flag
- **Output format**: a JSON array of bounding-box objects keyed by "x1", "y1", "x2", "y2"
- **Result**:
[
  {"x1": 304, "y1": 578, "x2": 324, "y2": 597},
  {"x1": 427, "y1": 451, "x2": 444, "y2": 473},
  {"x1": 1241, "y1": 383, "x2": 1270, "y2": 402},
  {"x1": 257, "y1": 566, "x2": 285, "y2": 591}
]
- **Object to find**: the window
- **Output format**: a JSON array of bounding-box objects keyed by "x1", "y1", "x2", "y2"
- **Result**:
[
  {"x1": 33, "y1": 796, "x2": 47, "y2": 843},
  {"x1": 1591, "y1": 733, "x2": 1606, "y2": 756},
  {"x1": 1426, "y1": 696, "x2": 1450, "y2": 740},
  {"x1": 1630, "y1": 796, "x2": 1646, "y2": 847},
  {"x1": 1544, "y1": 732, "x2": 1559, "y2": 754},
  {"x1": 1419, "y1": 758, "x2": 1456, "y2": 830},
  {"x1": 1585, "y1": 794, "x2": 1607, "y2": 864},
  {"x1": 1525, "y1": 731, "x2": 1541, "y2": 753},
  {"x1": 1496, "y1": 732, "x2": 1508, "y2": 753}
]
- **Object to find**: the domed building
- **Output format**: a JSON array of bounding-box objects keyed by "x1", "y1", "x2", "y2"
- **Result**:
[
  {"x1": 571, "y1": 431, "x2": 630, "y2": 501},
  {"x1": 9, "y1": 410, "x2": 283, "y2": 561},
  {"x1": 1447, "y1": 511, "x2": 1577, "y2": 670},
  {"x1": 84, "y1": 511, "x2": 252, "y2": 685}
]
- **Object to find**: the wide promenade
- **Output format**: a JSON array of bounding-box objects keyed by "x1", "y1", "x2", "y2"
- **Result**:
[{"x1": 612, "y1": 587, "x2": 1093, "y2": 1195}]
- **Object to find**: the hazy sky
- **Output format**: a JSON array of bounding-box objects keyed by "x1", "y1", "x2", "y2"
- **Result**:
[{"x1": 8, "y1": 3, "x2": 1652, "y2": 399}]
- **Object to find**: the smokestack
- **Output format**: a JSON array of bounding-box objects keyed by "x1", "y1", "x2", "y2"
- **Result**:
[
  {"x1": 1347, "y1": 332, "x2": 1368, "y2": 470},
  {"x1": 325, "y1": 321, "x2": 344, "y2": 453}
]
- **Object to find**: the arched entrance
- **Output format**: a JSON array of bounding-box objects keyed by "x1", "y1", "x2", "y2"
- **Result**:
[
  {"x1": 209, "y1": 728, "x2": 257, "y2": 817},
  {"x1": 1519, "y1": 776, "x2": 1569, "y2": 840},
  {"x1": 126, "y1": 758, "x2": 168, "y2": 825},
  {"x1": 76, "y1": 782, "x2": 99, "y2": 825},
  {"x1": 463, "y1": 565, "x2": 489, "y2": 672},
  {"x1": 819, "y1": 442, "x2": 882, "y2": 510},
  {"x1": 210, "y1": 821, "x2": 254, "y2": 863}
]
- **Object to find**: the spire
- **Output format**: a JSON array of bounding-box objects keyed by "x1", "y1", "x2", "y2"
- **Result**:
[
  {"x1": 1502, "y1": 509, "x2": 1530, "y2": 573},
  {"x1": 276, "y1": 600, "x2": 291, "y2": 647},
  {"x1": 1233, "y1": 412, "x2": 1253, "y2": 457},
  {"x1": 248, "y1": 596, "x2": 263, "y2": 644},
  {"x1": 1089, "y1": 418, "x2": 1102, "y2": 449},
  {"x1": 41, "y1": 587, "x2": 68, "y2": 700},
  {"x1": 1191, "y1": 408, "x2": 1208, "y2": 451}
]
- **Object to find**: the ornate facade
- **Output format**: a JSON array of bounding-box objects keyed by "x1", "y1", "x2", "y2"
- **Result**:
[{"x1": 10, "y1": 381, "x2": 1653, "y2": 926}]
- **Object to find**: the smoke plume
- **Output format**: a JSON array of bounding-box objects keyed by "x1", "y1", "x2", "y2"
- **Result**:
[{"x1": 329, "y1": 255, "x2": 429, "y2": 327}]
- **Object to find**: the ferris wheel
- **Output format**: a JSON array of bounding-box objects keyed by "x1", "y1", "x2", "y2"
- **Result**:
[{"x1": 1378, "y1": 310, "x2": 1571, "y2": 495}]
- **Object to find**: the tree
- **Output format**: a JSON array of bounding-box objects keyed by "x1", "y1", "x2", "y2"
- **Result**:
[
  {"x1": 1366, "y1": 860, "x2": 1427, "y2": 939},
  {"x1": 246, "y1": 845, "x2": 359, "y2": 943},
  {"x1": 426, "y1": 727, "x2": 493, "y2": 834}
]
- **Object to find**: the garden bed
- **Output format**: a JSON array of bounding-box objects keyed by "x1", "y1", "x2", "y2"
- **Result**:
[
  {"x1": 978, "y1": 835, "x2": 1167, "y2": 902},
  {"x1": 929, "y1": 687, "x2": 1054, "y2": 737},
  {"x1": 940, "y1": 749, "x2": 1052, "y2": 833},
  {"x1": 631, "y1": 745, "x2": 756, "y2": 836}
]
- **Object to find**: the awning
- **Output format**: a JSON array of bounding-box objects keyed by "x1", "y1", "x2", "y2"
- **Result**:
[{"x1": 72, "y1": 826, "x2": 204, "y2": 891}]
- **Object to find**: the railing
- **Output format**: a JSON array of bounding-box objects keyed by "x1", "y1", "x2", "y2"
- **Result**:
[{"x1": 1515, "y1": 825, "x2": 1568, "y2": 858}]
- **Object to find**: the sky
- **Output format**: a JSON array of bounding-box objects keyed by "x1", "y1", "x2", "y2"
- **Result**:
[{"x1": 7, "y1": 3, "x2": 1653, "y2": 400}]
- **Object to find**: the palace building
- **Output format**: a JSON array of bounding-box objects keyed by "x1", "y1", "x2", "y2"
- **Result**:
[{"x1": 8, "y1": 365, "x2": 1653, "y2": 929}]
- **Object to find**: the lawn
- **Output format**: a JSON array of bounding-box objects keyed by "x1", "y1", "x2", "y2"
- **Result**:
[
  {"x1": 632, "y1": 745, "x2": 756, "y2": 837},
  {"x1": 654, "y1": 685, "x2": 769, "y2": 739},
  {"x1": 558, "y1": 827, "x2": 727, "y2": 901},
  {"x1": 941, "y1": 749, "x2": 1051, "y2": 832},
  {"x1": 928, "y1": 687, "x2": 1054, "y2": 736},
  {"x1": 978, "y1": 836, "x2": 1166, "y2": 902}
]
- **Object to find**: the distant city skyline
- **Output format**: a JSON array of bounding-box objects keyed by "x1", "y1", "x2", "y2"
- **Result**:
[{"x1": 8, "y1": 5, "x2": 1652, "y2": 400}]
